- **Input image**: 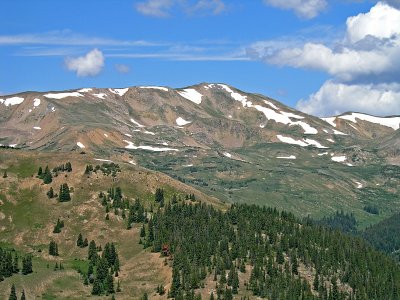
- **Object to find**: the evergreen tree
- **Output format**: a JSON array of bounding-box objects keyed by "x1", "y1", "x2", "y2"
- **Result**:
[
  {"x1": 20, "y1": 289, "x2": 26, "y2": 300},
  {"x1": 155, "y1": 188, "x2": 164, "y2": 203},
  {"x1": 58, "y1": 183, "x2": 71, "y2": 202},
  {"x1": 46, "y1": 187, "x2": 54, "y2": 199},
  {"x1": 37, "y1": 166, "x2": 43, "y2": 177},
  {"x1": 65, "y1": 162, "x2": 72, "y2": 172},
  {"x1": 77, "y1": 233, "x2": 83, "y2": 247},
  {"x1": 92, "y1": 278, "x2": 102, "y2": 295},
  {"x1": 43, "y1": 166, "x2": 52, "y2": 184},
  {"x1": 3, "y1": 170, "x2": 7, "y2": 178},
  {"x1": 49, "y1": 240, "x2": 59, "y2": 256},
  {"x1": 9, "y1": 284, "x2": 17, "y2": 300}
]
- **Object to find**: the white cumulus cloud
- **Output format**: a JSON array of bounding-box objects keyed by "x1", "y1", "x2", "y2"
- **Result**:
[
  {"x1": 65, "y1": 48, "x2": 104, "y2": 77},
  {"x1": 263, "y1": 0, "x2": 327, "y2": 19},
  {"x1": 249, "y1": 2, "x2": 400, "y2": 116},
  {"x1": 297, "y1": 81, "x2": 400, "y2": 116},
  {"x1": 346, "y1": 2, "x2": 400, "y2": 43}
]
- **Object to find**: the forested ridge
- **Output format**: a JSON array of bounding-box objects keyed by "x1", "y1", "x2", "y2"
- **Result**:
[{"x1": 142, "y1": 202, "x2": 400, "y2": 299}]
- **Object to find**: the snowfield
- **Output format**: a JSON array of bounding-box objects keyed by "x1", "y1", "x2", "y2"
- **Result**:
[
  {"x1": 0, "y1": 97, "x2": 25, "y2": 106},
  {"x1": 223, "y1": 152, "x2": 232, "y2": 158},
  {"x1": 176, "y1": 117, "x2": 191, "y2": 126},
  {"x1": 109, "y1": 88, "x2": 129, "y2": 96},
  {"x1": 331, "y1": 156, "x2": 347, "y2": 162},
  {"x1": 33, "y1": 98, "x2": 41, "y2": 107},
  {"x1": 323, "y1": 113, "x2": 400, "y2": 130},
  {"x1": 78, "y1": 88, "x2": 93, "y2": 93},
  {"x1": 33, "y1": 127, "x2": 41, "y2": 130},
  {"x1": 44, "y1": 92, "x2": 83, "y2": 99},
  {"x1": 124, "y1": 140, "x2": 178, "y2": 152},
  {"x1": 277, "y1": 135, "x2": 328, "y2": 148},
  {"x1": 93, "y1": 93, "x2": 106, "y2": 99},
  {"x1": 130, "y1": 118, "x2": 145, "y2": 128},
  {"x1": 210, "y1": 84, "x2": 319, "y2": 134},
  {"x1": 139, "y1": 86, "x2": 169, "y2": 91},
  {"x1": 178, "y1": 89, "x2": 203, "y2": 104},
  {"x1": 277, "y1": 155, "x2": 296, "y2": 159},
  {"x1": 77, "y1": 142, "x2": 85, "y2": 149},
  {"x1": 322, "y1": 117, "x2": 337, "y2": 127}
]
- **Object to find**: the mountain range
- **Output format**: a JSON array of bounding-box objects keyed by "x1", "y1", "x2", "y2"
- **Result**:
[{"x1": 1, "y1": 83, "x2": 399, "y2": 227}]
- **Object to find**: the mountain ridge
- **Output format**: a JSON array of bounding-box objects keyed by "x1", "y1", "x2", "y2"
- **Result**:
[{"x1": 1, "y1": 83, "x2": 399, "y2": 226}]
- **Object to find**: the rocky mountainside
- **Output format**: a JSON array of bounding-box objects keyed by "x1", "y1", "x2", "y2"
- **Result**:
[{"x1": 1, "y1": 83, "x2": 399, "y2": 226}]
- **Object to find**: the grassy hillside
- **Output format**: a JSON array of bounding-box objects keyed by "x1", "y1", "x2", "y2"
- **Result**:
[{"x1": 0, "y1": 149, "x2": 223, "y2": 299}]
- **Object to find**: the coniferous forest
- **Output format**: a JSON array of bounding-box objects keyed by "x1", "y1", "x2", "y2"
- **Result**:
[{"x1": 141, "y1": 202, "x2": 400, "y2": 299}]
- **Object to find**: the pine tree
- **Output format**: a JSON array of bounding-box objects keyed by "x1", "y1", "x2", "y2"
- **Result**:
[
  {"x1": 105, "y1": 272, "x2": 115, "y2": 294},
  {"x1": 3, "y1": 170, "x2": 7, "y2": 178},
  {"x1": 65, "y1": 162, "x2": 72, "y2": 172},
  {"x1": 37, "y1": 166, "x2": 43, "y2": 177},
  {"x1": 155, "y1": 188, "x2": 164, "y2": 203},
  {"x1": 53, "y1": 218, "x2": 63, "y2": 233},
  {"x1": 49, "y1": 240, "x2": 59, "y2": 256},
  {"x1": 92, "y1": 278, "x2": 102, "y2": 295},
  {"x1": 83, "y1": 238, "x2": 88, "y2": 247},
  {"x1": 9, "y1": 284, "x2": 17, "y2": 300},
  {"x1": 77, "y1": 233, "x2": 83, "y2": 247},
  {"x1": 140, "y1": 224, "x2": 146, "y2": 237},
  {"x1": 46, "y1": 187, "x2": 54, "y2": 199},
  {"x1": 43, "y1": 166, "x2": 52, "y2": 184},
  {"x1": 20, "y1": 289, "x2": 26, "y2": 300},
  {"x1": 59, "y1": 183, "x2": 71, "y2": 202}
]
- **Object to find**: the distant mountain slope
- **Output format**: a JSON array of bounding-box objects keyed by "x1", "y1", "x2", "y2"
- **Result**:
[{"x1": 1, "y1": 83, "x2": 399, "y2": 226}]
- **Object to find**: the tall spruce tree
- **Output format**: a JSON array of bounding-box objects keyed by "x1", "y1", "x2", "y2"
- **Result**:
[
  {"x1": 9, "y1": 284, "x2": 17, "y2": 300},
  {"x1": 43, "y1": 166, "x2": 52, "y2": 184}
]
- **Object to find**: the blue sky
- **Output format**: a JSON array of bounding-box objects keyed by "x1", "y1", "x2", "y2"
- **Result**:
[{"x1": 1, "y1": 0, "x2": 400, "y2": 116}]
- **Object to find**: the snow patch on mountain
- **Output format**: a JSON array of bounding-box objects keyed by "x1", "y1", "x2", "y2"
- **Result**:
[
  {"x1": 77, "y1": 142, "x2": 85, "y2": 149},
  {"x1": 44, "y1": 92, "x2": 83, "y2": 99},
  {"x1": 223, "y1": 152, "x2": 232, "y2": 158},
  {"x1": 178, "y1": 89, "x2": 203, "y2": 104},
  {"x1": 277, "y1": 135, "x2": 327, "y2": 148},
  {"x1": 331, "y1": 156, "x2": 346, "y2": 162},
  {"x1": 263, "y1": 100, "x2": 279, "y2": 110},
  {"x1": 304, "y1": 138, "x2": 328, "y2": 149},
  {"x1": 277, "y1": 135, "x2": 308, "y2": 147},
  {"x1": 109, "y1": 88, "x2": 129, "y2": 96},
  {"x1": 0, "y1": 97, "x2": 25, "y2": 106},
  {"x1": 277, "y1": 155, "x2": 296, "y2": 159},
  {"x1": 124, "y1": 140, "x2": 178, "y2": 152},
  {"x1": 322, "y1": 117, "x2": 337, "y2": 127},
  {"x1": 323, "y1": 113, "x2": 400, "y2": 130},
  {"x1": 130, "y1": 118, "x2": 145, "y2": 128},
  {"x1": 139, "y1": 86, "x2": 169, "y2": 91},
  {"x1": 78, "y1": 88, "x2": 93, "y2": 93},
  {"x1": 93, "y1": 93, "x2": 106, "y2": 99},
  {"x1": 33, "y1": 127, "x2": 41, "y2": 130},
  {"x1": 176, "y1": 117, "x2": 191, "y2": 126},
  {"x1": 144, "y1": 131, "x2": 156, "y2": 135},
  {"x1": 33, "y1": 98, "x2": 41, "y2": 107}
]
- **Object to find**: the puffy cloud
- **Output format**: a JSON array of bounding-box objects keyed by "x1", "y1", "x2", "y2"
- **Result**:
[
  {"x1": 249, "y1": 2, "x2": 400, "y2": 116},
  {"x1": 135, "y1": 0, "x2": 225, "y2": 17},
  {"x1": 263, "y1": 0, "x2": 327, "y2": 19},
  {"x1": 257, "y1": 2, "x2": 400, "y2": 81},
  {"x1": 346, "y1": 2, "x2": 400, "y2": 43},
  {"x1": 297, "y1": 81, "x2": 400, "y2": 116},
  {"x1": 265, "y1": 41, "x2": 398, "y2": 81},
  {"x1": 65, "y1": 49, "x2": 104, "y2": 77},
  {"x1": 115, "y1": 64, "x2": 130, "y2": 74}
]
